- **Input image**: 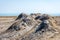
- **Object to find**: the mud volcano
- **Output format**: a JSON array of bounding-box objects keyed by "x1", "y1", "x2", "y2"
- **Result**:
[{"x1": 0, "y1": 13, "x2": 59, "y2": 40}]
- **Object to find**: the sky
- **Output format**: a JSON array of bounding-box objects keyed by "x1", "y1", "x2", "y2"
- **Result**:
[{"x1": 0, "y1": 0, "x2": 60, "y2": 16}]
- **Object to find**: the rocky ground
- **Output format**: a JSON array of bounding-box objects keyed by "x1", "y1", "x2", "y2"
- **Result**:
[{"x1": 0, "y1": 13, "x2": 60, "y2": 40}]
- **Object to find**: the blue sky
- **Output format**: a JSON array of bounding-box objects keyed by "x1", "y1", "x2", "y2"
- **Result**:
[{"x1": 0, "y1": 0, "x2": 60, "y2": 16}]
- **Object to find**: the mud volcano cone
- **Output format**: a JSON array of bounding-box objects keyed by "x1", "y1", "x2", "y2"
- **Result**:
[{"x1": 0, "y1": 13, "x2": 59, "y2": 40}]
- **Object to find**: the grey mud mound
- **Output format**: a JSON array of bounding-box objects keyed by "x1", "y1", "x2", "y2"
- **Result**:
[{"x1": 0, "y1": 13, "x2": 60, "y2": 40}]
